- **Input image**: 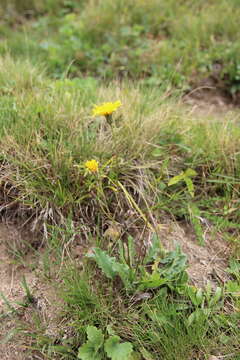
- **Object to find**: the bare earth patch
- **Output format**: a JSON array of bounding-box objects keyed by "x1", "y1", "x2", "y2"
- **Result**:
[
  {"x1": 0, "y1": 223, "x2": 37, "y2": 308},
  {"x1": 0, "y1": 222, "x2": 61, "y2": 360},
  {"x1": 158, "y1": 220, "x2": 231, "y2": 288},
  {"x1": 183, "y1": 78, "x2": 240, "y2": 117}
]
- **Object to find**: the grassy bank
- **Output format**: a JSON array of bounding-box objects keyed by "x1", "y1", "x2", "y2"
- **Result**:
[
  {"x1": 0, "y1": 1, "x2": 240, "y2": 359},
  {"x1": 1, "y1": 57, "x2": 240, "y2": 234},
  {"x1": 0, "y1": 57, "x2": 239, "y2": 359},
  {"x1": 0, "y1": 0, "x2": 240, "y2": 97}
]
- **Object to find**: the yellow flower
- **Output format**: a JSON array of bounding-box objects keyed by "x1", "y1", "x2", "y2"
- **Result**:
[
  {"x1": 85, "y1": 159, "x2": 99, "y2": 173},
  {"x1": 92, "y1": 100, "x2": 122, "y2": 117}
]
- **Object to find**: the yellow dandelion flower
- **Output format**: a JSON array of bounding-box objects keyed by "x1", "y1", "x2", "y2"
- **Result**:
[
  {"x1": 85, "y1": 159, "x2": 99, "y2": 173},
  {"x1": 92, "y1": 100, "x2": 122, "y2": 117}
]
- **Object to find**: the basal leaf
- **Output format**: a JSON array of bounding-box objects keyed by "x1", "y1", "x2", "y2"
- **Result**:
[
  {"x1": 111, "y1": 261, "x2": 133, "y2": 290},
  {"x1": 138, "y1": 272, "x2": 166, "y2": 290},
  {"x1": 87, "y1": 248, "x2": 117, "y2": 279},
  {"x1": 159, "y1": 246, "x2": 188, "y2": 284},
  {"x1": 86, "y1": 326, "x2": 104, "y2": 347},
  {"x1": 78, "y1": 343, "x2": 102, "y2": 360},
  {"x1": 78, "y1": 326, "x2": 104, "y2": 360},
  {"x1": 104, "y1": 335, "x2": 133, "y2": 360}
]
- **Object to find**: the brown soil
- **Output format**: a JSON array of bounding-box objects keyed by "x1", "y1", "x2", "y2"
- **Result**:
[
  {"x1": 0, "y1": 222, "x2": 61, "y2": 360},
  {"x1": 183, "y1": 75, "x2": 240, "y2": 116},
  {"x1": 158, "y1": 220, "x2": 231, "y2": 288}
]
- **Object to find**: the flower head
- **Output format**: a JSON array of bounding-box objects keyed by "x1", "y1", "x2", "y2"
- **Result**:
[
  {"x1": 85, "y1": 159, "x2": 99, "y2": 173},
  {"x1": 92, "y1": 100, "x2": 121, "y2": 117}
]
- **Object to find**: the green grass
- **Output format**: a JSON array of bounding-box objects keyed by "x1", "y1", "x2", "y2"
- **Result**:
[
  {"x1": 0, "y1": 0, "x2": 240, "y2": 95},
  {"x1": 4, "y1": 257, "x2": 239, "y2": 360},
  {"x1": 1, "y1": 57, "x2": 240, "y2": 234},
  {"x1": 0, "y1": 1, "x2": 240, "y2": 359}
]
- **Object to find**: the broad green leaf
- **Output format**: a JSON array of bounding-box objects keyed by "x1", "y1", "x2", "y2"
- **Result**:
[
  {"x1": 78, "y1": 343, "x2": 102, "y2": 360},
  {"x1": 187, "y1": 310, "x2": 197, "y2": 326},
  {"x1": 205, "y1": 281, "x2": 212, "y2": 301},
  {"x1": 87, "y1": 248, "x2": 117, "y2": 279},
  {"x1": 111, "y1": 261, "x2": 133, "y2": 290},
  {"x1": 104, "y1": 335, "x2": 133, "y2": 360},
  {"x1": 187, "y1": 308, "x2": 210, "y2": 326},
  {"x1": 78, "y1": 326, "x2": 104, "y2": 360},
  {"x1": 86, "y1": 326, "x2": 104, "y2": 346},
  {"x1": 160, "y1": 246, "x2": 187, "y2": 281},
  {"x1": 186, "y1": 285, "x2": 199, "y2": 306},
  {"x1": 87, "y1": 247, "x2": 133, "y2": 289},
  {"x1": 187, "y1": 286, "x2": 203, "y2": 307},
  {"x1": 138, "y1": 272, "x2": 166, "y2": 290}
]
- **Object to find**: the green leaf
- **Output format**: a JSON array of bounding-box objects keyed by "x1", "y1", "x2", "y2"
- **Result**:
[
  {"x1": 209, "y1": 286, "x2": 222, "y2": 307},
  {"x1": 111, "y1": 261, "x2": 133, "y2": 290},
  {"x1": 168, "y1": 169, "x2": 196, "y2": 191},
  {"x1": 168, "y1": 172, "x2": 185, "y2": 186},
  {"x1": 87, "y1": 248, "x2": 133, "y2": 289},
  {"x1": 138, "y1": 272, "x2": 166, "y2": 290},
  {"x1": 226, "y1": 280, "x2": 240, "y2": 296},
  {"x1": 86, "y1": 248, "x2": 118, "y2": 279},
  {"x1": 104, "y1": 335, "x2": 133, "y2": 360},
  {"x1": 160, "y1": 246, "x2": 188, "y2": 281},
  {"x1": 129, "y1": 352, "x2": 142, "y2": 360},
  {"x1": 86, "y1": 326, "x2": 104, "y2": 346},
  {"x1": 144, "y1": 233, "x2": 162, "y2": 264},
  {"x1": 78, "y1": 326, "x2": 104, "y2": 360},
  {"x1": 184, "y1": 176, "x2": 194, "y2": 197},
  {"x1": 195, "y1": 288, "x2": 204, "y2": 306},
  {"x1": 78, "y1": 343, "x2": 102, "y2": 360},
  {"x1": 147, "y1": 309, "x2": 169, "y2": 325},
  {"x1": 184, "y1": 168, "x2": 197, "y2": 178},
  {"x1": 187, "y1": 308, "x2": 210, "y2": 326},
  {"x1": 186, "y1": 286, "x2": 204, "y2": 306}
]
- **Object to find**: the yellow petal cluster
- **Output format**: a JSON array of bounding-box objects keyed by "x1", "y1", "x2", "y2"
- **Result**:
[
  {"x1": 92, "y1": 100, "x2": 121, "y2": 117},
  {"x1": 85, "y1": 159, "x2": 99, "y2": 173}
]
